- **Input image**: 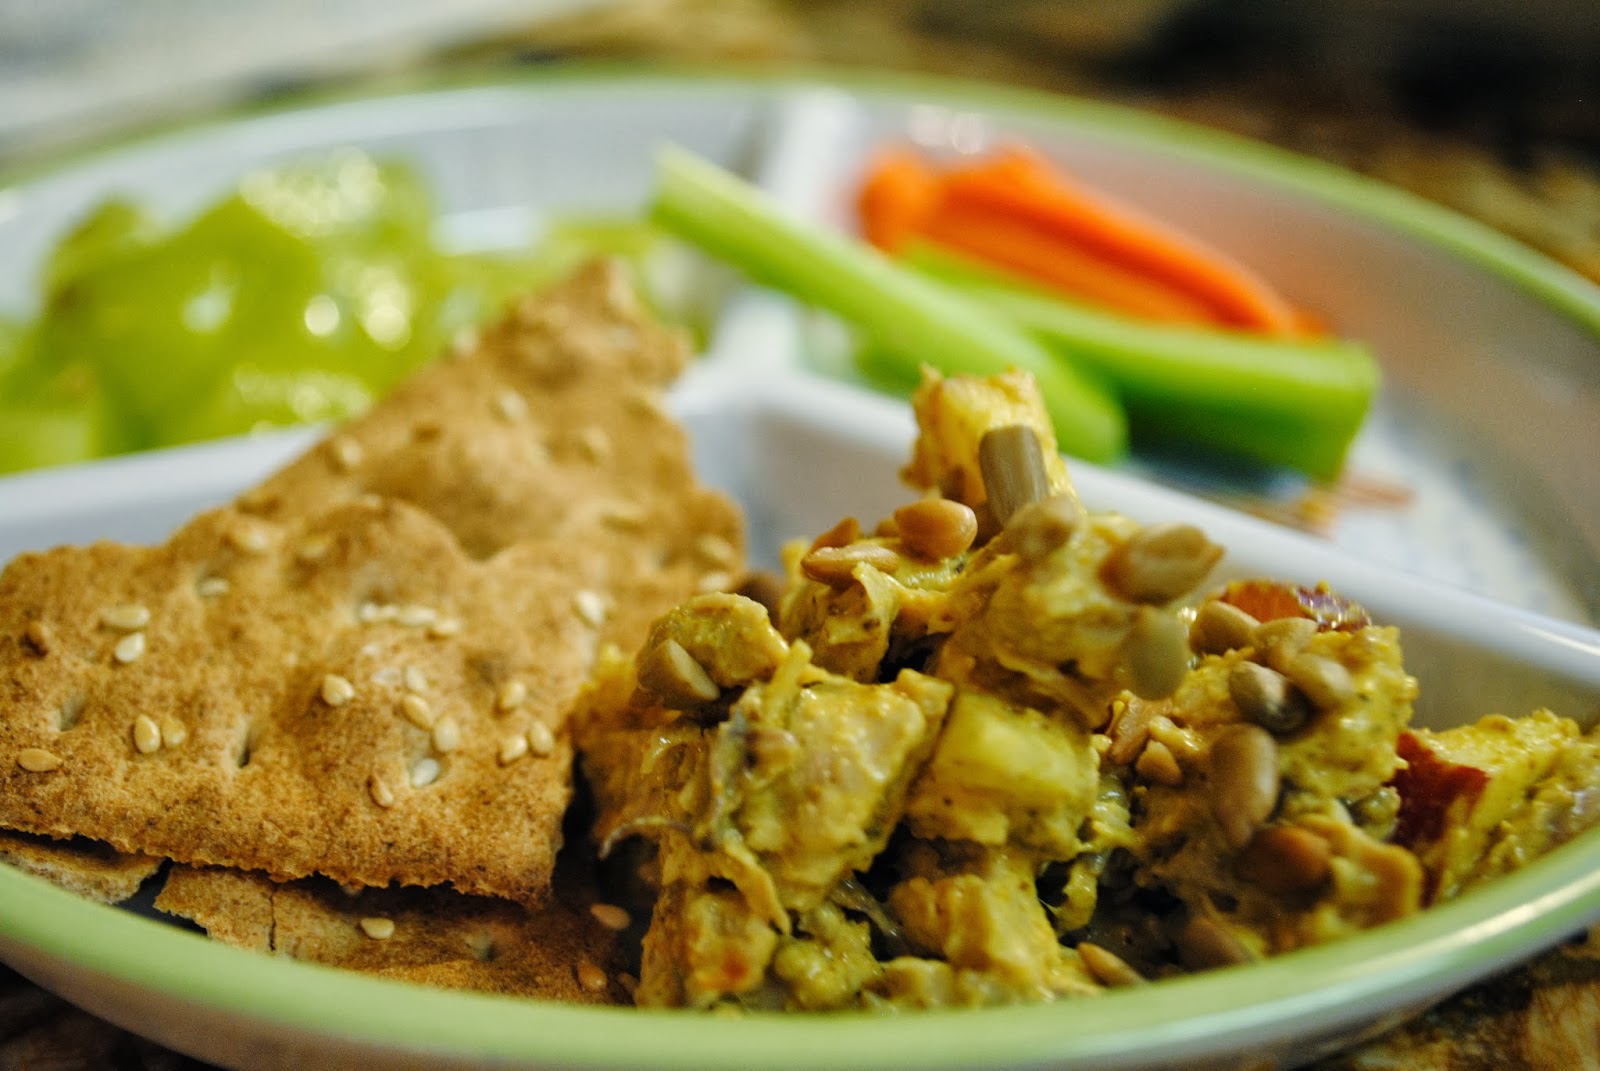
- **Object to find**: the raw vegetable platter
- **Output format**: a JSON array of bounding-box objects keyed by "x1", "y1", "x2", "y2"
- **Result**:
[{"x1": 1, "y1": 70, "x2": 1600, "y2": 1070}]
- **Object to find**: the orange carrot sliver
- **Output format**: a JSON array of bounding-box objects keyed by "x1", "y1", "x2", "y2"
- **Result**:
[
  {"x1": 919, "y1": 205, "x2": 1220, "y2": 327},
  {"x1": 939, "y1": 146, "x2": 1309, "y2": 337},
  {"x1": 857, "y1": 148, "x2": 942, "y2": 253}
]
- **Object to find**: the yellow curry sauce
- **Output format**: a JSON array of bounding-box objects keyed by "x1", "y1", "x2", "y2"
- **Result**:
[{"x1": 575, "y1": 369, "x2": 1600, "y2": 1011}]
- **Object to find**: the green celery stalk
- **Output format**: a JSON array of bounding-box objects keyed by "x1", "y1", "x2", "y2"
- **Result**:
[
  {"x1": 903, "y1": 241, "x2": 1379, "y2": 480},
  {"x1": 650, "y1": 145, "x2": 1127, "y2": 463},
  {"x1": 1128, "y1": 404, "x2": 1353, "y2": 479}
]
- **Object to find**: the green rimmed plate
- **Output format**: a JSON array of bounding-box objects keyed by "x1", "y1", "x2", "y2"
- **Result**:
[{"x1": 2, "y1": 70, "x2": 1600, "y2": 1069}]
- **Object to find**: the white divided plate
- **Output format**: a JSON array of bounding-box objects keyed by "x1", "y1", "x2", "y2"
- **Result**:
[{"x1": 1, "y1": 71, "x2": 1600, "y2": 1070}]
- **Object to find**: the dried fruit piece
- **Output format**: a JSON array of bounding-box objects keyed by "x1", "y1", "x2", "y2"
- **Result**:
[{"x1": 1219, "y1": 579, "x2": 1370, "y2": 632}]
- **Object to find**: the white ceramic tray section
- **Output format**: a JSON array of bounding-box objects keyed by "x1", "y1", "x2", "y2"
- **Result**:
[{"x1": 0, "y1": 78, "x2": 1596, "y2": 625}]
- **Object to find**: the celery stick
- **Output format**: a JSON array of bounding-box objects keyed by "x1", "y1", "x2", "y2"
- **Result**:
[
  {"x1": 905, "y1": 242, "x2": 1379, "y2": 479},
  {"x1": 1129, "y1": 404, "x2": 1353, "y2": 479},
  {"x1": 650, "y1": 146, "x2": 1126, "y2": 463}
]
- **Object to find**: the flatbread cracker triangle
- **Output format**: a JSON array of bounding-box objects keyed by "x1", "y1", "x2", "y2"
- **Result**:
[{"x1": 0, "y1": 261, "x2": 744, "y2": 906}]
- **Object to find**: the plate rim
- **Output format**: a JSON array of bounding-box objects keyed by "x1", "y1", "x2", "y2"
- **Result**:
[{"x1": 1, "y1": 821, "x2": 1597, "y2": 1070}]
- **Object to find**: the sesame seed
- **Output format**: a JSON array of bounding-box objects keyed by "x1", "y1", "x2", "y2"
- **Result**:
[
  {"x1": 589, "y1": 903, "x2": 631, "y2": 931},
  {"x1": 132, "y1": 715, "x2": 162, "y2": 755},
  {"x1": 527, "y1": 721, "x2": 555, "y2": 757},
  {"x1": 359, "y1": 917, "x2": 396, "y2": 940},
  {"x1": 409, "y1": 757, "x2": 441, "y2": 788},
  {"x1": 622, "y1": 387, "x2": 664, "y2": 418},
  {"x1": 494, "y1": 390, "x2": 529, "y2": 422},
  {"x1": 465, "y1": 932, "x2": 496, "y2": 961},
  {"x1": 228, "y1": 522, "x2": 272, "y2": 555},
  {"x1": 598, "y1": 501, "x2": 647, "y2": 529},
  {"x1": 696, "y1": 534, "x2": 738, "y2": 566},
  {"x1": 403, "y1": 665, "x2": 428, "y2": 693},
  {"x1": 601, "y1": 269, "x2": 635, "y2": 317},
  {"x1": 330, "y1": 435, "x2": 364, "y2": 472},
  {"x1": 296, "y1": 536, "x2": 332, "y2": 564},
  {"x1": 396, "y1": 604, "x2": 438, "y2": 628},
  {"x1": 498, "y1": 735, "x2": 528, "y2": 765},
  {"x1": 496, "y1": 680, "x2": 527, "y2": 712},
  {"x1": 100, "y1": 604, "x2": 151, "y2": 631},
  {"x1": 401, "y1": 694, "x2": 436, "y2": 730},
  {"x1": 236, "y1": 487, "x2": 277, "y2": 512},
  {"x1": 23, "y1": 620, "x2": 52, "y2": 656},
  {"x1": 160, "y1": 715, "x2": 188, "y2": 748},
  {"x1": 431, "y1": 716, "x2": 462, "y2": 754},
  {"x1": 575, "y1": 426, "x2": 611, "y2": 464},
  {"x1": 17, "y1": 748, "x2": 62, "y2": 772},
  {"x1": 113, "y1": 632, "x2": 146, "y2": 664},
  {"x1": 573, "y1": 590, "x2": 608, "y2": 629},
  {"x1": 363, "y1": 598, "x2": 403, "y2": 621},
  {"x1": 428, "y1": 617, "x2": 462, "y2": 639},
  {"x1": 576, "y1": 960, "x2": 608, "y2": 993},
  {"x1": 368, "y1": 773, "x2": 396, "y2": 809},
  {"x1": 196, "y1": 576, "x2": 230, "y2": 598},
  {"x1": 371, "y1": 666, "x2": 401, "y2": 688},
  {"x1": 448, "y1": 327, "x2": 479, "y2": 360},
  {"x1": 356, "y1": 493, "x2": 384, "y2": 510},
  {"x1": 616, "y1": 972, "x2": 639, "y2": 999},
  {"x1": 321, "y1": 674, "x2": 356, "y2": 707},
  {"x1": 519, "y1": 301, "x2": 570, "y2": 334},
  {"x1": 695, "y1": 571, "x2": 735, "y2": 594}
]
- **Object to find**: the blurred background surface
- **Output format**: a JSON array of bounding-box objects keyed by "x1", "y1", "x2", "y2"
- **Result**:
[{"x1": 2, "y1": 0, "x2": 1597, "y2": 281}]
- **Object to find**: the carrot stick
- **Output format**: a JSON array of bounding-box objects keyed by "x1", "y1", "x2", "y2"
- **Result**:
[
  {"x1": 856, "y1": 148, "x2": 941, "y2": 253},
  {"x1": 919, "y1": 202, "x2": 1220, "y2": 326},
  {"x1": 939, "y1": 147, "x2": 1307, "y2": 336}
]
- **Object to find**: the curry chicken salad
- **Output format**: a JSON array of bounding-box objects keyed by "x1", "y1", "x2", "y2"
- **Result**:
[{"x1": 576, "y1": 368, "x2": 1600, "y2": 1012}]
